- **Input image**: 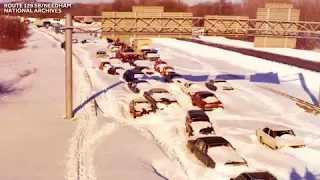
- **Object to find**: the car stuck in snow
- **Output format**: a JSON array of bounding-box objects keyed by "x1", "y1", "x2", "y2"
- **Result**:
[
  {"x1": 205, "y1": 79, "x2": 234, "y2": 91},
  {"x1": 185, "y1": 110, "x2": 215, "y2": 137},
  {"x1": 191, "y1": 91, "x2": 224, "y2": 111},
  {"x1": 187, "y1": 136, "x2": 248, "y2": 168},
  {"x1": 143, "y1": 88, "x2": 178, "y2": 109},
  {"x1": 256, "y1": 125, "x2": 306, "y2": 149},
  {"x1": 128, "y1": 80, "x2": 151, "y2": 94},
  {"x1": 129, "y1": 98, "x2": 156, "y2": 118}
]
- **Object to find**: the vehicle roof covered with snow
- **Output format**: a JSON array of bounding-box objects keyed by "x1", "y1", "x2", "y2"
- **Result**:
[
  {"x1": 131, "y1": 98, "x2": 149, "y2": 103},
  {"x1": 149, "y1": 88, "x2": 169, "y2": 93},
  {"x1": 187, "y1": 110, "x2": 210, "y2": 121}
]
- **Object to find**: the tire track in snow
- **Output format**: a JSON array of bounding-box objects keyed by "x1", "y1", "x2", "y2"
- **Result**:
[
  {"x1": 96, "y1": 88, "x2": 191, "y2": 180},
  {"x1": 35, "y1": 28, "x2": 121, "y2": 180}
]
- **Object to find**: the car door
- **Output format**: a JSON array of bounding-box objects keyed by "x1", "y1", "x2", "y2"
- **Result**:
[
  {"x1": 261, "y1": 128, "x2": 270, "y2": 144},
  {"x1": 268, "y1": 130, "x2": 277, "y2": 149},
  {"x1": 193, "y1": 140, "x2": 206, "y2": 162},
  {"x1": 185, "y1": 114, "x2": 192, "y2": 134}
]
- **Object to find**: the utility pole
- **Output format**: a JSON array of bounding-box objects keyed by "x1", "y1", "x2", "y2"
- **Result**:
[
  {"x1": 65, "y1": 13, "x2": 73, "y2": 119},
  {"x1": 318, "y1": 85, "x2": 320, "y2": 107}
]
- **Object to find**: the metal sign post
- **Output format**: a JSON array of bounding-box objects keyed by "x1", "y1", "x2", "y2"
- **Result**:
[
  {"x1": 65, "y1": 13, "x2": 73, "y2": 119},
  {"x1": 318, "y1": 85, "x2": 320, "y2": 107}
]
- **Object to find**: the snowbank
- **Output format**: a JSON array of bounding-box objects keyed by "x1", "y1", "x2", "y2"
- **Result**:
[
  {"x1": 200, "y1": 36, "x2": 320, "y2": 62},
  {"x1": 0, "y1": 27, "x2": 75, "y2": 180}
]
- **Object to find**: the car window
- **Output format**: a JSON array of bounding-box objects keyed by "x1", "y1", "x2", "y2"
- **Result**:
[
  {"x1": 236, "y1": 175, "x2": 247, "y2": 180},
  {"x1": 263, "y1": 128, "x2": 269, "y2": 134},
  {"x1": 269, "y1": 130, "x2": 275, "y2": 138},
  {"x1": 196, "y1": 140, "x2": 204, "y2": 150},
  {"x1": 275, "y1": 130, "x2": 295, "y2": 137}
]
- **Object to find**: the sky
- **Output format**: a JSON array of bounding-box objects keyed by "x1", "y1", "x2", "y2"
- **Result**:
[{"x1": 0, "y1": 0, "x2": 241, "y2": 5}]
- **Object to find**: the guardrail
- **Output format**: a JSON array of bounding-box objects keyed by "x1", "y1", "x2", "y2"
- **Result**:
[{"x1": 176, "y1": 38, "x2": 320, "y2": 73}]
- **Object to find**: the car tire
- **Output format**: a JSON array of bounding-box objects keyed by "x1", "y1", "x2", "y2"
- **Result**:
[
  {"x1": 192, "y1": 102, "x2": 196, "y2": 106},
  {"x1": 275, "y1": 146, "x2": 279, "y2": 150},
  {"x1": 259, "y1": 137, "x2": 264, "y2": 145},
  {"x1": 133, "y1": 115, "x2": 136, "y2": 119}
]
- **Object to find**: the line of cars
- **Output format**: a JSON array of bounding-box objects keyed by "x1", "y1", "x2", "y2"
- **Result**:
[{"x1": 96, "y1": 38, "x2": 307, "y2": 180}]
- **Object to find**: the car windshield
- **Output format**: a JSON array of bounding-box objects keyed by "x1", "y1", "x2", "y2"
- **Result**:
[
  {"x1": 124, "y1": 48, "x2": 134, "y2": 52},
  {"x1": 151, "y1": 89, "x2": 168, "y2": 94},
  {"x1": 275, "y1": 130, "x2": 295, "y2": 137},
  {"x1": 200, "y1": 93, "x2": 213, "y2": 98},
  {"x1": 209, "y1": 142, "x2": 231, "y2": 148},
  {"x1": 215, "y1": 80, "x2": 226, "y2": 83},
  {"x1": 199, "y1": 127, "x2": 214, "y2": 135},
  {"x1": 97, "y1": 52, "x2": 105, "y2": 54}
]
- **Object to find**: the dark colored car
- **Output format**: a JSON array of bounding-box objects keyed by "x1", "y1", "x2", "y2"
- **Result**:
[
  {"x1": 123, "y1": 69, "x2": 145, "y2": 82},
  {"x1": 191, "y1": 91, "x2": 224, "y2": 111},
  {"x1": 230, "y1": 171, "x2": 277, "y2": 180},
  {"x1": 107, "y1": 66, "x2": 124, "y2": 75},
  {"x1": 134, "y1": 66, "x2": 154, "y2": 76},
  {"x1": 205, "y1": 79, "x2": 234, "y2": 91},
  {"x1": 60, "y1": 39, "x2": 78, "y2": 49},
  {"x1": 164, "y1": 73, "x2": 182, "y2": 83},
  {"x1": 128, "y1": 80, "x2": 150, "y2": 93},
  {"x1": 81, "y1": 39, "x2": 95, "y2": 44},
  {"x1": 187, "y1": 136, "x2": 247, "y2": 169},
  {"x1": 129, "y1": 98, "x2": 156, "y2": 118},
  {"x1": 143, "y1": 88, "x2": 178, "y2": 107},
  {"x1": 107, "y1": 38, "x2": 113, "y2": 43},
  {"x1": 185, "y1": 110, "x2": 215, "y2": 137},
  {"x1": 142, "y1": 49, "x2": 159, "y2": 60}
]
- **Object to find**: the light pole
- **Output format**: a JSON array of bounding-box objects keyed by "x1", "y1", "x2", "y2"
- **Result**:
[{"x1": 65, "y1": 13, "x2": 73, "y2": 119}]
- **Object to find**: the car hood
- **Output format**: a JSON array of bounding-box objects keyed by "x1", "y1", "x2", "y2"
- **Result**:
[
  {"x1": 207, "y1": 146, "x2": 246, "y2": 165},
  {"x1": 134, "y1": 102, "x2": 153, "y2": 112},
  {"x1": 190, "y1": 122, "x2": 212, "y2": 133},
  {"x1": 276, "y1": 135, "x2": 305, "y2": 146}
]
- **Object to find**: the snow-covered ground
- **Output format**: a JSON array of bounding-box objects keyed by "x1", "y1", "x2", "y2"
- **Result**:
[
  {"x1": 38, "y1": 26, "x2": 320, "y2": 179},
  {"x1": 200, "y1": 36, "x2": 320, "y2": 62},
  {"x1": 0, "y1": 27, "x2": 75, "y2": 180},
  {"x1": 0, "y1": 26, "x2": 183, "y2": 180}
]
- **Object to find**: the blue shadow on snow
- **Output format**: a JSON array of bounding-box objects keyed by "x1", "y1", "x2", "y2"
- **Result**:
[
  {"x1": 290, "y1": 168, "x2": 319, "y2": 180},
  {"x1": 72, "y1": 81, "x2": 125, "y2": 116},
  {"x1": 298, "y1": 73, "x2": 318, "y2": 106}
]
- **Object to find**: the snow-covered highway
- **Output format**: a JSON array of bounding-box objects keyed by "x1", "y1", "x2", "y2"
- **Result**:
[{"x1": 2, "y1": 24, "x2": 320, "y2": 180}]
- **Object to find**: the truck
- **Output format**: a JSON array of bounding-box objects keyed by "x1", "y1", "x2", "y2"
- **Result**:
[
  {"x1": 131, "y1": 38, "x2": 152, "y2": 54},
  {"x1": 35, "y1": 18, "x2": 43, "y2": 28},
  {"x1": 131, "y1": 38, "x2": 160, "y2": 60}
]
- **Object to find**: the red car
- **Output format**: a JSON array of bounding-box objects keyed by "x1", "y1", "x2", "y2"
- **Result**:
[
  {"x1": 191, "y1": 91, "x2": 224, "y2": 111},
  {"x1": 153, "y1": 59, "x2": 167, "y2": 71},
  {"x1": 116, "y1": 47, "x2": 140, "y2": 63},
  {"x1": 160, "y1": 66, "x2": 175, "y2": 76}
]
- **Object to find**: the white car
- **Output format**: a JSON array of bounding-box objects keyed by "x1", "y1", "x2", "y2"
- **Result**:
[
  {"x1": 256, "y1": 125, "x2": 306, "y2": 149},
  {"x1": 108, "y1": 57, "x2": 122, "y2": 65},
  {"x1": 133, "y1": 59, "x2": 152, "y2": 67},
  {"x1": 181, "y1": 82, "x2": 206, "y2": 96},
  {"x1": 206, "y1": 79, "x2": 233, "y2": 91}
]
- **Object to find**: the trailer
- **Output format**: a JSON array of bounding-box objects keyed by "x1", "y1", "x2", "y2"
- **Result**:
[
  {"x1": 35, "y1": 18, "x2": 43, "y2": 27},
  {"x1": 131, "y1": 39, "x2": 152, "y2": 54}
]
